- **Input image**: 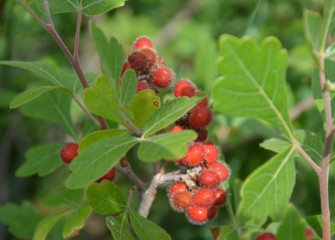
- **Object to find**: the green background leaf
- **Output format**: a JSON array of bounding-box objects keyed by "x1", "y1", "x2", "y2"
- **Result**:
[
  {"x1": 16, "y1": 144, "x2": 63, "y2": 177},
  {"x1": 213, "y1": 35, "x2": 293, "y2": 138},
  {"x1": 62, "y1": 203, "x2": 92, "y2": 239},
  {"x1": 87, "y1": 181, "x2": 126, "y2": 215},
  {"x1": 20, "y1": 90, "x2": 78, "y2": 139},
  {"x1": 237, "y1": 147, "x2": 296, "y2": 226},
  {"x1": 142, "y1": 95, "x2": 204, "y2": 136},
  {"x1": 120, "y1": 70, "x2": 137, "y2": 106},
  {"x1": 0, "y1": 202, "x2": 40, "y2": 239},
  {"x1": 66, "y1": 136, "x2": 139, "y2": 189},
  {"x1": 128, "y1": 209, "x2": 171, "y2": 240},
  {"x1": 276, "y1": 205, "x2": 305, "y2": 240},
  {"x1": 304, "y1": 10, "x2": 323, "y2": 52},
  {"x1": 106, "y1": 211, "x2": 133, "y2": 240},
  {"x1": 138, "y1": 130, "x2": 197, "y2": 162},
  {"x1": 130, "y1": 89, "x2": 161, "y2": 128},
  {"x1": 42, "y1": 188, "x2": 83, "y2": 207},
  {"x1": 33, "y1": 214, "x2": 63, "y2": 240}
]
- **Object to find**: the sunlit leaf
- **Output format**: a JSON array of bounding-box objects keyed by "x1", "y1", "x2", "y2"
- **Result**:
[
  {"x1": 33, "y1": 214, "x2": 64, "y2": 240},
  {"x1": 106, "y1": 211, "x2": 133, "y2": 240}
]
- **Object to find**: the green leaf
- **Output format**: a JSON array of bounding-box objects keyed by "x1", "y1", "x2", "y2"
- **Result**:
[
  {"x1": 0, "y1": 61, "x2": 74, "y2": 89},
  {"x1": 295, "y1": 130, "x2": 323, "y2": 165},
  {"x1": 0, "y1": 89, "x2": 16, "y2": 108},
  {"x1": 142, "y1": 94, "x2": 205, "y2": 136},
  {"x1": 62, "y1": 203, "x2": 92, "y2": 239},
  {"x1": 83, "y1": 75, "x2": 123, "y2": 124},
  {"x1": 79, "y1": 129, "x2": 129, "y2": 153},
  {"x1": 130, "y1": 89, "x2": 161, "y2": 128},
  {"x1": 33, "y1": 214, "x2": 64, "y2": 240},
  {"x1": 237, "y1": 147, "x2": 296, "y2": 226},
  {"x1": 138, "y1": 130, "x2": 197, "y2": 162},
  {"x1": 42, "y1": 188, "x2": 83, "y2": 207},
  {"x1": 260, "y1": 138, "x2": 292, "y2": 153},
  {"x1": 128, "y1": 209, "x2": 171, "y2": 240},
  {"x1": 10, "y1": 86, "x2": 64, "y2": 109},
  {"x1": 305, "y1": 215, "x2": 335, "y2": 238},
  {"x1": 0, "y1": 202, "x2": 40, "y2": 239},
  {"x1": 16, "y1": 144, "x2": 63, "y2": 177},
  {"x1": 87, "y1": 181, "x2": 127, "y2": 215},
  {"x1": 20, "y1": 90, "x2": 78, "y2": 139},
  {"x1": 213, "y1": 35, "x2": 293, "y2": 139},
  {"x1": 120, "y1": 70, "x2": 137, "y2": 106},
  {"x1": 216, "y1": 226, "x2": 239, "y2": 240},
  {"x1": 66, "y1": 136, "x2": 139, "y2": 189},
  {"x1": 90, "y1": 23, "x2": 124, "y2": 83},
  {"x1": 33, "y1": 0, "x2": 126, "y2": 16},
  {"x1": 304, "y1": 10, "x2": 323, "y2": 51},
  {"x1": 277, "y1": 205, "x2": 305, "y2": 240},
  {"x1": 106, "y1": 211, "x2": 133, "y2": 240}
]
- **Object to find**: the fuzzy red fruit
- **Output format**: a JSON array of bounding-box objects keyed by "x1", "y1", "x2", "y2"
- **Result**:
[
  {"x1": 207, "y1": 206, "x2": 217, "y2": 220},
  {"x1": 139, "y1": 48, "x2": 156, "y2": 67},
  {"x1": 188, "y1": 107, "x2": 212, "y2": 128},
  {"x1": 170, "y1": 190, "x2": 193, "y2": 212},
  {"x1": 196, "y1": 95, "x2": 208, "y2": 108},
  {"x1": 203, "y1": 142, "x2": 219, "y2": 163},
  {"x1": 170, "y1": 125, "x2": 183, "y2": 133},
  {"x1": 128, "y1": 51, "x2": 153, "y2": 74},
  {"x1": 96, "y1": 167, "x2": 116, "y2": 183},
  {"x1": 214, "y1": 188, "x2": 227, "y2": 206},
  {"x1": 183, "y1": 143, "x2": 204, "y2": 166},
  {"x1": 121, "y1": 61, "x2": 131, "y2": 77},
  {"x1": 174, "y1": 80, "x2": 196, "y2": 98},
  {"x1": 193, "y1": 188, "x2": 216, "y2": 208},
  {"x1": 153, "y1": 67, "x2": 173, "y2": 88},
  {"x1": 198, "y1": 170, "x2": 221, "y2": 189},
  {"x1": 137, "y1": 81, "x2": 149, "y2": 92},
  {"x1": 133, "y1": 36, "x2": 154, "y2": 50},
  {"x1": 60, "y1": 143, "x2": 79, "y2": 164},
  {"x1": 186, "y1": 206, "x2": 208, "y2": 225},
  {"x1": 255, "y1": 232, "x2": 276, "y2": 240},
  {"x1": 168, "y1": 181, "x2": 188, "y2": 196},
  {"x1": 208, "y1": 162, "x2": 230, "y2": 182},
  {"x1": 194, "y1": 127, "x2": 208, "y2": 142},
  {"x1": 305, "y1": 228, "x2": 314, "y2": 240}
]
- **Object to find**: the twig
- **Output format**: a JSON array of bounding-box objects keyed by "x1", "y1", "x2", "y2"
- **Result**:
[
  {"x1": 115, "y1": 165, "x2": 146, "y2": 191},
  {"x1": 138, "y1": 166, "x2": 202, "y2": 217}
]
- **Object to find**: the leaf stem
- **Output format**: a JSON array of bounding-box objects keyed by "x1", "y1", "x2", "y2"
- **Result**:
[
  {"x1": 318, "y1": 53, "x2": 333, "y2": 240},
  {"x1": 120, "y1": 112, "x2": 142, "y2": 136},
  {"x1": 72, "y1": 95, "x2": 101, "y2": 128},
  {"x1": 293, "y1": 140, "x2": 321, "y2": 174}
]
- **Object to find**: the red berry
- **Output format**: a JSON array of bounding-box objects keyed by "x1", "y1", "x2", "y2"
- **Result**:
[
  {"x1": 193, "y1": 188, "x2": 216, "y2": 208},
  {"x1": 121, "y1": 61, "x2": 131, "y2": 77},
  {"x1": 170, "y1": 125, "x2": 183, "y2": 133},
  {"x1": 133, "y1": 36, "x2": 154, "y2": 50},
  {"x1": 137, "y1": 81, "x2": 149, "y2": 92},
  {"x1": 153, "y1": 67, "x2": 174, "y2": 88},
  {"x1": 203, "y1": 142, "x2": 219, "y2": 163},
  {"x1": 60, "y1": 143, "x2": 79, "y2": 164},
  {"x1": 208, "y1": 162, "x2": 230, "y2": 182},
  {"x1": 168, "y1": 181, "x2": 188, "y2": 196},
  {"x1": 174, "y1": 79, "x2": 196, "y2": 97},
  {"x1": 207, "y1": 206, "x2": 217, "y2": 220},
  {"x1": 170, "y1": 190, "x2": 193, "y2": 212},
  {"x1": 139, "y1": 48, "x2": 156, "y2": 67},
  {"x1": 305, "y1": 228, "x2": 314, "y2": 240},
  {"x1": 183, "y1": 143, "x2": 204, "y2": 166},
  {"x1": 188, "y1": 107, "x2": 212, "y2": 128},
  {"x1": 186, "y1": 206, "x2": 208, "y2": 225},
  {"x1": 196, "y1": 95, "x2": 208, "y2": 108},
  {"x1": 128, "y1": 50, "x2": 153, "y2": 74},
  {"x1": 194, "y1": 127, "x2": 208, "y2": 142},
  {"x1": 96, "y1": 167, "x2": 116, "y2": 183},
  {"x1": 214, "y1": 188, "x2": 227, "y2": 206},
  {"x1": 175, "y1": 158, "x2": 185, "y2": 167},
  {"x1": 198, "y1": 170, "x2": 221, "y2": 189},
  {"x1": 256, "y1": 232, "x2": 276, "y2": 240}
]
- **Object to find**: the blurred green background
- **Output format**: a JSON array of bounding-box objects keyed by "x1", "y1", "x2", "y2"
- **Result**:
[{"x1": 0, "y1": 0, "x2": 330, "y2": 239}]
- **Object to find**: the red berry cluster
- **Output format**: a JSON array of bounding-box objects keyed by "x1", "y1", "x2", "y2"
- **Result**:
[
  {"x1": 121, "y1": 36, "x2": 174, "y2": 92},
  {"x1": 167, "y1": 137, "x2": 230, "y2": 224},
  {"x1": 60, "y1": 143, "x2": 116, "y2": 182}
]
